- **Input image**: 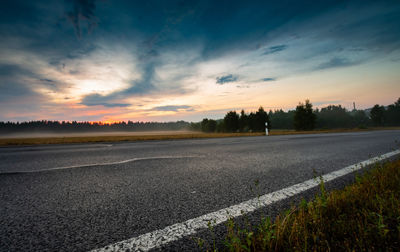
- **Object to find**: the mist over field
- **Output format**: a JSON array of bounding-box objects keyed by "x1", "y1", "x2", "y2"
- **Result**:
[{"x1": 0, "y1": 130, "x2": 196, "y2": 139}]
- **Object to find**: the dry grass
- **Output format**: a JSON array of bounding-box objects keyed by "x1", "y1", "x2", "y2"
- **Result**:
[
  {"x1": 0, "y1": 127, "x2": 399, "y2": 146},
  {"x1": 0, "y1": 132, "x2": 265, "y2": 146},
  {"x1": 215, "y1": 158, "x2": 400, "y2": 251}
]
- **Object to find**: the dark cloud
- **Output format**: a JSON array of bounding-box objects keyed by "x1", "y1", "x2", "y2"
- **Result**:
[
  {"x1": 66, "y1": 44, "x2": 98, "y2": 59},
  {"x1": 151, "y1": 105, "x2": 194, "y2": 112},
  {"x1": 0, "y1": 64, "x2": 40, "y2": 99},
  {"x1": 122, "y1": 63, "x2": 157, "y2": 95},
  {"x1": 216, "y1": 74, "x2": 238, "y2": 84},
  {"x1": 1, "y1": 0, "x2": 400, "y2": 121},
  {"x1": 0, "y1": 64, "x2": 43, "y2": 103},
  {"x1": 0, "y1": 80, "x2": 34, "y2": 100},
  {"x1": 263, "y1": 45, "x2": 288, "y2": 55},
  {"x1": 80, "y1": 94, "x2": 130, "y2": 107},
  {"x1": 314, "y1": 57, "x2": 360, "y2": 70},
  {"x1": 0, "y1": 64, "x2": 32, "y2": 77},
  {"x1": 38, "y1": 78, "x2": 58, "y2": 90},
  {"x1": 261, "y1": 77, "x2": 276, "y2": 82},
  {"x1": 39, "y1": 78, "x2": 55, "y2": 83},
  {"x1": 0, "y1": 64, "x2": 64, "y2": 96},
  {"x1": 66, "y1": 0, "x2": 98, "y2": 39}
]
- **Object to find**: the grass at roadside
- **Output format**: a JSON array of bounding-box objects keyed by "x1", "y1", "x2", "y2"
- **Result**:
[
  {"x1": 0, "y1": 132, "x2": 264, "y2": 146},
  {"x1": 203, "y1": 158, "x2": 400, "y2": 251},
  {"x1": 0, "y1": 127, "x2": 399, "y2": 146}
]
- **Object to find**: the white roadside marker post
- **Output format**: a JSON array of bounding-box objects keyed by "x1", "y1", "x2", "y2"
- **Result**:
[{"x1": 265, "y1": 122, "x2": 269, "y2": 136}]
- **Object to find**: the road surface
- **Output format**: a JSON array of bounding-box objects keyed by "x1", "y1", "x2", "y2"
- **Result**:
[{"x1": 0, "y1": 130, "x2": 399, "y2": 251}]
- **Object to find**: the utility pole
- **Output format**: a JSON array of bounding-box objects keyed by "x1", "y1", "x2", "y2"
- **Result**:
[{"x1": 353, "y1": 102, "x2": 356, "y2": 111}]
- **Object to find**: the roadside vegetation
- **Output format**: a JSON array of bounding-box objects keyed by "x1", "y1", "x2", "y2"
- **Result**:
[{"x1": 198, "y1": 158, "x2": 400, "y2": 251}]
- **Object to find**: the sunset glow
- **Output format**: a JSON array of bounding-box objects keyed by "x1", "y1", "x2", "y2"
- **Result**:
[{"x1": 1, "y1": 1, "x2": 400, "y2": 122}]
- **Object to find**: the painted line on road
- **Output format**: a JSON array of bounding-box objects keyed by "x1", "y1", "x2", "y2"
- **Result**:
[
  {"x1": 0, "y1": 155, "x2": 201, "y2": 174},
  {"x1": 91, "y1": 149, "x2": 400, "y2": 252}
]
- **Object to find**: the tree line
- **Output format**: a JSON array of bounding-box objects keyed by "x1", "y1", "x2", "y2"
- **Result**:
[
  {"x1": 1, "y1": 98, "x2": 399, "y2": 134},
  {"x1": 0, "y1": 120, "x2": 190, "y2": 134},
  {"x1": 192, "y1": 107, "x2": 271, "y2": 133},
  {"x1": 194, "y1": 97, "x2": 400, "y2": 132}
]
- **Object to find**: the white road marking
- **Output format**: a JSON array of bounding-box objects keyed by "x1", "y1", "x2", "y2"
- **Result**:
[
  {"x1": 0, "y1": 155, "x2": 200, "y2": 174},
  {"x1": 91, "y1": 149, "x2": 400, "y2": 252}
]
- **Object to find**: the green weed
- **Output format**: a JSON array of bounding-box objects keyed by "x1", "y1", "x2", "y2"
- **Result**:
[{"x1": 202, "y1": 159, "x2": 400, "y2": 251}]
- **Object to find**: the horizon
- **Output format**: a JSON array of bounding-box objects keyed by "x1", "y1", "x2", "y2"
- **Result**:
[
  {"x1": 1, "y1": 1, "x2": 400, "y2": 123},
  {"x1": 0, "y1": 99, "x2": 394, "y2": 124},
  {"x1": 0, "y1": 99, "x2": 395, "y2": 124}
]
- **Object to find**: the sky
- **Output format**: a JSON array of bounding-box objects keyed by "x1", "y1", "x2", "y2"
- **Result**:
[{"x1": 0, "y1": 0, "x2": 400, "y2": 122}]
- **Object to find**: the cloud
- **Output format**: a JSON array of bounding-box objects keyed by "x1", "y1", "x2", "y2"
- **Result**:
[
  {"x1": 261, "y1": 77, "x2": 276, "y2": 82},
  {"x1": 314, "y1": 57, "x2": 360, "y2": 70},
  {"x1": 66, "y1": 44, "x2": 98, "y2": 59},
  {"x1": 263, "y1": 45, "x2": 288, "y2": 55},
  {"x1": 66, "y1": 0, "x2": 98, "y2": 39},
  {"x1": 0, "y1": 64, "x2": 32, "y2": 77},
  {"x1": 121, "y1": 63, "x2": 157, "y2": 95},
  {"x1": 79, "y1": 62, "x2": 158, "y2": 107},
  {"x1": 1, "y1": 0, "x2": 400, "y2": 122},
  {"x1": 0, "y1": 61, "x2": 66, "y2": 99},
  {"x1": 0, "y1": 64, "x2": 48, "y2": 100},
  {"x1": 37, "y1": 78, "x2": 58, "y2": 90},
  {"x1": 216, "y1": 74, "x2": 238, "y2": 84},
  {"x1": 80, "y1": 94, "x2": 130, "y2": 107},
  {"x1": 313, "y1": 100, "x2": 342, "y2": 106},
  {"x1": 151, "y1": 105, "x2": 194, "y2": 112},
  {"x1": 39, "y1": 78, "x2": 55, "y2": 83}
]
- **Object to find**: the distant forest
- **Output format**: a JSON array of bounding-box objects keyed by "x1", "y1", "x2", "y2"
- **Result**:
[
  {"x1": 0, "y1": 98, "x2": 399, "y2": 134},
  {"x1": 0, "y1": 121, "x2": 191, "y2": 134}
]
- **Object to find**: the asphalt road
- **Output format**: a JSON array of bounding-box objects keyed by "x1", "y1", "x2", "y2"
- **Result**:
[{"x1": 1, "y1": 130, "x2": 400, "y2": 251}]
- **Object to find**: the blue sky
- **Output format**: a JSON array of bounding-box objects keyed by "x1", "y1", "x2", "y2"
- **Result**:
[{"x1": 1, "y1": 0, "x2": 400, "y2": 122}]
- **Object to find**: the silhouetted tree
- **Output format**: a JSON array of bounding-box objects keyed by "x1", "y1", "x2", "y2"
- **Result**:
[
  {"x1": 224, "y1": 111, "x2": 240, "y2": 132},
  {"x1": 294, "y1": 100, "x2": 316, "y2": 131},
  {"x1": 370, "y1": 104, "x2": 385, "y2": 126},
  {"x1": 189, "y1": 122, "x2": 201, "y2": 131},
  {"x1": 269, "y1": 109, "x2": 295, "y2": 129},
  {"x1": 254, "y1": 106, "x2": 270, "y2": 132},
  {"x1": 201, "y1": 118, "x2": 217, "y2": 132},
  {"x1": 201, "y1": 119, "x2": 209, "y2": 132},
  {"x1": 385, "y1": 98, "x2": 400, "y2": 126},
  {"x1": 216, "y1": 120, "x2": 225, "y2": 132},
  {"x1": 239, "y1": 110, "x2": 248, "y2": 132},
  {"x1": 316, "y1": 105, "x2": 352, "y2": 128},
  {"x1": 352, "y1": 110, "x2": 370, "y2": 128}
]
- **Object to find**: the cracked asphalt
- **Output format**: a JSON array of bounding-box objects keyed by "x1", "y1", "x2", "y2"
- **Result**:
[{"x1": 0, "y1": 130, "x2": 400, "y2": 251}]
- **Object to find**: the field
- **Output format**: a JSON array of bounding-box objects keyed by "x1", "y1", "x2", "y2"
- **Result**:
[
  {"x1": 0, "y1": 132, "x2": 264, "y2": 146},
  {"x1": 0, "y1": 127, "x2": 399, "y2": 146}
]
